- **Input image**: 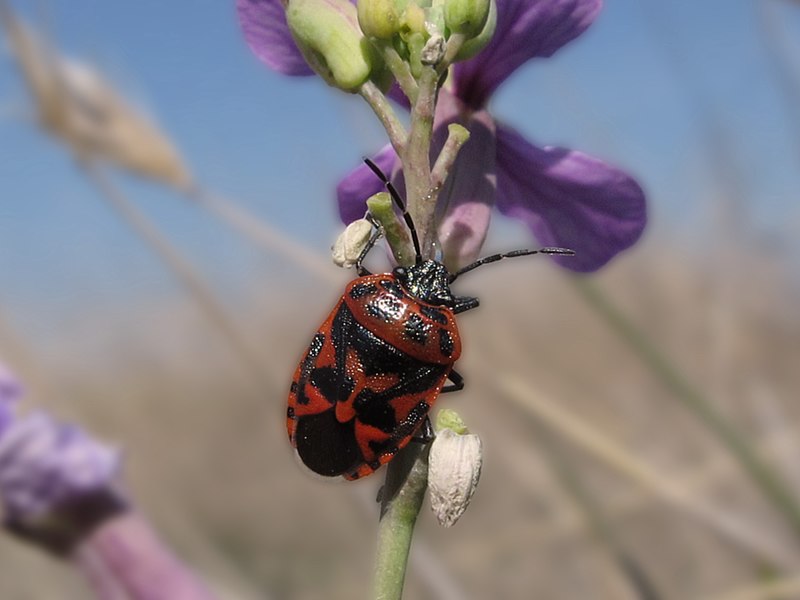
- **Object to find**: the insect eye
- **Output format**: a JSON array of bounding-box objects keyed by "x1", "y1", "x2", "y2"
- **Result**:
[{"x1": 394, "y1": 267, "x2": 407, "y2": 278}]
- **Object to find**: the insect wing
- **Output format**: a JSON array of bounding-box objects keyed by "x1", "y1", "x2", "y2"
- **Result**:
[{"x1": 288, "y1": 288, "x2": 452, "y2": 479}]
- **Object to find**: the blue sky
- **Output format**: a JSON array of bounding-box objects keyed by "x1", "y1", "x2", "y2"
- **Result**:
[{"x1": 1, "y1": 1, "x2": 799, "y2": 328}]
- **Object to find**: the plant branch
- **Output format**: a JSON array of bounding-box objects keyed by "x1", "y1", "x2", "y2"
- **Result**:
[
  {"x1": 403, "y1": 66, "x2": 439, "y2": 258},
  {"x1": 570, "y1": 276, "x2": 800, "y2": 538},
  {"x1": 375, "y1": 41, "x2": 419, "y2": 104},
  {"x1": 430, "y1": 124, "x2": 470, "y2": 192},
  {"x1": 373, "y1": 443, "x2": 430, "y2": 600},
  {"x1": 359, "y1": 81, "x2": 408, "y2": 155},
  {"x1": 80, "y1": 161, "x2": 266, "y2": 390},
  {"x1": 499, "y1": 377, "x2": 799, "y2": 573}
]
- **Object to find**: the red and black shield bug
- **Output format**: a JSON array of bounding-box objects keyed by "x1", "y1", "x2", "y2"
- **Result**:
[{"x1": 287, "y1": 159, "x2": 574, "y2": 480}]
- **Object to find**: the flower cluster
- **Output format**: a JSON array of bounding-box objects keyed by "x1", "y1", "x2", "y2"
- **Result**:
[{"x1": 237, "y1": 0, "x2": 646, "y2": 271}]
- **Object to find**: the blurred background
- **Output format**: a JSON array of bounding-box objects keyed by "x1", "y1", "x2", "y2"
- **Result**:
[{"x1": 1, "y1": 1, "x2": 800, "y2": 598}]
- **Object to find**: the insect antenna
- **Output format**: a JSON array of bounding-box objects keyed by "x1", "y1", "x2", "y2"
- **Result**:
[
  {"x1": 363, "y1": 158, "x2": 422, "y2": 264},
  {"x1": 449, "y1": 247, "x2": 575, "y2": 282}
]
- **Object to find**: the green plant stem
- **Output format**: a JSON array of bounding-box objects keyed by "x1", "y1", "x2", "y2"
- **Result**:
[
  {"x1": 359, "y1": 81, "x2": 408, "y2": 155},
  {"x1": 367, "y1": 193, "x2": 415, "y2": 265},
  {"x1": 373, "y1": 443, "x2": 430, "y2": 600},
  {"x1": 571, "y1": 276, "x2": 800, "y2": 536},
  {"x1": 441, "y1": 33, "x2": 465, "y2": 70},
  {"x1": 403, "y1": 66, "x2": 439, "y2": 258},
  {"x1": 430, "y1": 124, "x2": 470, "y2": 192},
  {"x1": 376, "y1": 41, "x2": 419, "y2": 103},
  {"x1": 364, "y1": 35, "x2": 475, "y2": 600}
]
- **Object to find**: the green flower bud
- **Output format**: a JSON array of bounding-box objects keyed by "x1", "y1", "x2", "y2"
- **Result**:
[
  {"x1": 357, "y1": 0, "x2": 400, "y2": 39},
  {"x1": 436, "y1": 408, "x2": 469, "y2": 435},
  {"x1": 286, "y1": 0, "x2": 373, "y2": 92},
  {"x1": 366, "y1": 192, "x2": 415, "y2": 266},
  {"x1": 444, "y1": 0, "x2": 491, "y2": 37},
  {"x1": 401, "y1": 3, "x2": 427, "y2": 37},
  {"x1": 451, "y1": 0, "x2": 496, "y2": 61}
]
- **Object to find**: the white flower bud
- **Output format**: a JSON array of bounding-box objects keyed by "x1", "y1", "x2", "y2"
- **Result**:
[
  {"x1": 331, "y1": 219, "x2": 374, "y2": 268},
  {"x1": 428, "y1": 427, "x2": 482, "y2": 527}
]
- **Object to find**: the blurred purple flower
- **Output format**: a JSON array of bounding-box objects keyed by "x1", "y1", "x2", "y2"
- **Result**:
[
  {"x1": 237, "y1": 0, "x2": 647, "y2": 271},
  {"x1": 0, "y1": 411, "x2": 122, "y2": 524},
  {"x1": 0, "y1": 361, "x2": 22, "y2": 435},
  {"x1": 0, "y1": 410, "x2": 217, "y2": 598},
  {"x1": 0, "y1": 359, "x2": 216, "y2": 598},
  {"x1": 75, "y1": 512, "x2": 219, "y2": 600}
]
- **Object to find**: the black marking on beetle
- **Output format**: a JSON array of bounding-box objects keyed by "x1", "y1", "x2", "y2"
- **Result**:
[
  {"x1": 369, "y1": 439, "x2": 391, "y2": 456},
  {"x1": 366, "y1": 296, "x2": 404, "y2": 324},
  {"x1": 368, "y1": 459, "x2": 382, "y2": 471},
  {"x1": 296, "y1": 333, "x2": 326, "y2": 406},
  {"x1": 349, "y1": 282, "x2": 378, "y2": 299},
  {"x1": 287, "y1": 406, "x2": 295, "y2": 419},
  {"x1": 308, "y1": 333, "x2": 325, "y2": 356},
  {"x1": 309, "y1": 368, "x2": 355, "y2": 406},
  {"x1": 290, "y1": 381, "x2": 299, "y2": 394},
  {"x1": 388, "y1": 401, "x2": 430, "y2": 443},
  {"x1": 438, "y1": 328, "x2": 454, "y2": 358},
  {"x1": 355, "y1": 389, "x2": 397, "y2": 433},
  {"x1": 421, "y1": 305, "x2": 448, "y2": 325},
  {"x1": 404, "y1": 313, "x2": 428, "y2": 345},
  {"x1": 295, "y1": 411, "x2": 361, "y2": 477},
  {"x1": 333, "y1": 305, "x2": 412, "y2": 375},
  {"x1": 310, "y1": 367, "x2": 339, "y2": 402},
  {"x1": 379, "y1": 279, "x2": 405, "y2": 298},
  {"x1": 353, "y1": 387, "x2": 377, "y2": 411}
]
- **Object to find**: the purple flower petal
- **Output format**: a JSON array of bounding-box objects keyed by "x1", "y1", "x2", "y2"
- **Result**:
[
  {"x1": 236, "y1": 0, "x2": 314, "y2": 75},
  {"x1": 454, "y1": 0, "x2": 603, "y2": 108},
  {"x1": 494, "y1": 125, "x2": 646, "y2": 272},
  {"x1": 337, "y1": 144, "x2": 398, "y2": 224},
  {"x1": 0, "y1": 412, "x2": 121, "y2": 521},
  {"x1": 433, "y1": 93, "x2": 497, "y2": 270}
]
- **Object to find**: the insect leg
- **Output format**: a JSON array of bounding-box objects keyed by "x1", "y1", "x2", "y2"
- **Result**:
[
  {"x1": 355, "y1": 214, "x2": 383, "y2": 276},
  {"x1": 452, "y1": 296, "x2": 480, "y2": 315},
  {"x1": 412, "y1": 416, "x2": 436, "y2": 443},
  {"x1": 442, "y1": 369, "x2": 464, "y2": 393}
]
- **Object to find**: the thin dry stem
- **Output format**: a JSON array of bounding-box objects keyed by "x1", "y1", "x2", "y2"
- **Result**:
[
  {"x1": 498, "y1": 376, "x2": 800, "y2": 573},
  {"x1": 81, "y1": 162, "x2": 266, "y2": 389},
  {"x1": 188, "y1": 187, "x2": 337, "y2": 284}
]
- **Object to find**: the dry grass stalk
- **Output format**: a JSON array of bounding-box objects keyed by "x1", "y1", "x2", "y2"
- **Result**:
[
  {"x1": 498, "y1": 376, "x2": 800, "y2": 572},
  {"x1": 0, "y1": 2, "x2": 190, "y2": 188}
]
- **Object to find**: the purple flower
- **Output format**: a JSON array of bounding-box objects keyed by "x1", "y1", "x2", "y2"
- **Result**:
[
  {"x1": 0, "y1": 412, "x2": 122, "y2": 520},
  {"x1": 0, "y1": 410, "x2": 124, "y2": 548},
  {"x1": 0, "y1": 361, "x2": 22, "y2": 435},
  {"x1": 0, "y1": 361, "x2": 217, "y2": 598},
  {"x1": 237, "y1": 0, "x2": 646, "y2": 271}
]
